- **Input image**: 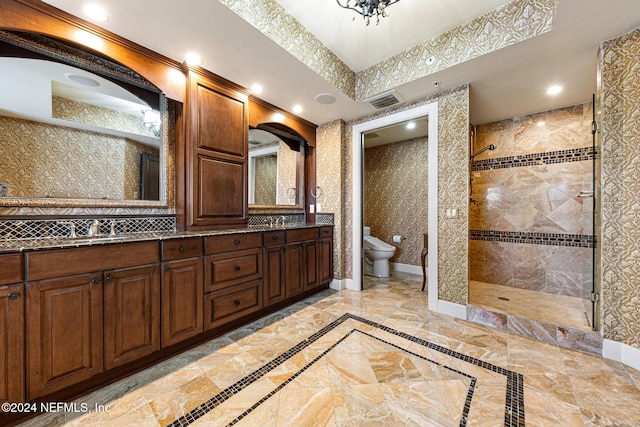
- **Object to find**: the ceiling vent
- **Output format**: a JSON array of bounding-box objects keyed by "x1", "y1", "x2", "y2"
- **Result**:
[{"x1": 365, "y1": 90, "x2": 404, "y2": 109}]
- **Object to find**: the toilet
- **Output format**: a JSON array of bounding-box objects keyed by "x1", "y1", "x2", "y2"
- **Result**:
[{"x1": 363, "y1": 226, "x2": 397, "y2": 277}]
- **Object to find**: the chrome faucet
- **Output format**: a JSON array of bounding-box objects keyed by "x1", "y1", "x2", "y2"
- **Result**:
[
  {"x1": 276, "y1": 216, "x2": 286, "y2": 227},
  {"x1": 109, "y1": 219, "x2": 127, "y2": 237},
  {"x1": 87, "y1": 219, "x2": 100, "y2": 237}
]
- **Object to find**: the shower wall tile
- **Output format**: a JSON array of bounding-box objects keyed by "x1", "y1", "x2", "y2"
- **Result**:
[{"x1": 364, "y1": 137, "x2": 428, "y2": 267}]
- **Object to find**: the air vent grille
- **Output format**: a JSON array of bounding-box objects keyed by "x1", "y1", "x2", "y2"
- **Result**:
[{"x1": 366, "y1": 90, "x2": 404, "y2": 109}]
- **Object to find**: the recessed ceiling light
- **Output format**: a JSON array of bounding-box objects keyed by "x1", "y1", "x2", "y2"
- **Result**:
[
  {"x1": 315, "y1": 93, "x2": 336, "y2": 105},
  {"x1": 406, "y1": 122, "x2": 416, "y2": 130},
  {"x1": 251, "y1": 84, "x2": 263, "y2": 95},
  {"x1": 292, "y1": 105, "x2": 303, "y2": 114},
  {"x1": 537, "y1": 120, "x2": 546, "y2": 127},
  {"x1": 83, "y1": 4, "x2": 109, "y2": 22},
  {"x1": 546, "y1": 85, "x2": 562, "y2": 96},
  {"x1": 185, "y1": 52, "x2": 202, "y2": 66}
]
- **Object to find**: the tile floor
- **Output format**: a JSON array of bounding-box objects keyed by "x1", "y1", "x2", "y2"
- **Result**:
[{"x1": 19, "y1": 273, "x2": 640, "y2": 426}]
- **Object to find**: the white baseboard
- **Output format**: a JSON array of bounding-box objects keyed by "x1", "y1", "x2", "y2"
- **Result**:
[
  {"x1": 329, "y1": 279, "x2": 346, "y2": 291},
  {"x1": 603, "y1": 339, "x2": 640, "y2": 371},
  {"x1": 437, "y1": 300, "x2": 467, "y2": 320},
  {"x1": 391, "y1": 262, "x2": 425, "y2": 276},
  {"x1": 345, "y1": 278, "x2": 359, "y2": 291}
]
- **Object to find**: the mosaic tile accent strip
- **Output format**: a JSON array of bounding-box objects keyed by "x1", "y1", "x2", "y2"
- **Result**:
[
  {"x1": 247, "y1": 213, "x2": 305, "y2": 227},
  {"x1": 315, "y1": 213, "x2": 334, "y2": 225},
  {"x1": 470, "y1": 230, "x2": 595, "y2": 248},
  {"x1": 472, "y1": 147, "x2": 596, "y2": 171},
  {"x1": 167, "y1": 313, "x2": 525, "y2": 427},
  {"x1": 0, "y1": 216, "x2": 175, "y2": 241}
]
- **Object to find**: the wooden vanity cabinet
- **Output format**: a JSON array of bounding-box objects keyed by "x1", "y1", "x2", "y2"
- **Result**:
[
  {"x1": 181, "y1": 67, "x2": 250, "y2": 231},
  {"x1": 104, "y1": 265, "x2": 160, "y2": 370},
  {"x1": 203, "y1": 233, "x2": 263, "y2": 330},
  {"x1": 24, "y1": 242, "x2": 159, "y2": 399},
  {"x1": 263, "y1": 230, "x2": 286, "y2": 307},
  {"x1": 285, "y1": 228, "x2": 320, "y2": 298},
  {"x1": 0, "y1": 253, "x2": 24, "y2": 405},
  {"x1": 160, "y1": 238, "x2": 204, "y2": 348},
  {"x1": 318, "y1": 227, "x2": 334, "y2": 285}
]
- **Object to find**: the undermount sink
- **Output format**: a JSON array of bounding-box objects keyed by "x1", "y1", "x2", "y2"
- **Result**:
[{"x1": 65, "y1": 234, "x2": 136, "y2": 243}]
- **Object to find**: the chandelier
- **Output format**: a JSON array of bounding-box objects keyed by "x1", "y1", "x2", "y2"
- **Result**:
[{"x1": 336, "y1": 0, "x2": 400, "y2": 26}]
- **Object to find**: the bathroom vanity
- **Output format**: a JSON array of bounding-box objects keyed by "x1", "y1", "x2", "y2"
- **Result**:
[{"x1": 0, "y1": 225, "x2": 333, "y2": 424}]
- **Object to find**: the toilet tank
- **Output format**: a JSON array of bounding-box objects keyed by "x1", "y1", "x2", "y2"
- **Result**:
[{"x1": 363, "y1": 226, "x2": 371, "y2": 237}]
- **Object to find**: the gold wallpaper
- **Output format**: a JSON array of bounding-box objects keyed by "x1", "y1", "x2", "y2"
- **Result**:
[
  {"x1": 364, "y1": 136, "x2": 428, "y2": 266},
  {"x1": 599, "y1": 27, "x2": 640, "y2": 348},
  {"x1": 0, "y1": 115, "x2": 157, "y2": 201},
  {"x1": 317, "y1": 85, "x2": 470, "y2": 305},
  {"x1": 254, "y1": 155, "x2": 277, "y2": 205},
  {"x1": 218, "y1": 0, "x2": 556, "y2": 102},
  {"x1": 52, "y1": 95, "x2": 155, "y2": 138},
  {"x1": 276, "y1": 142, "x2": 298, "y2": 205},
  {"x1": 217, "y1": 0, "x2": 355, "y2": 99}
]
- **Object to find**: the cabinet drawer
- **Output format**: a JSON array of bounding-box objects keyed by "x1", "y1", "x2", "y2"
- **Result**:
[
  {"x1": 0, "y1": 253, "x2": 23, "y2": 285},
  {"x1": 319, "y1": 226, "x2": 333, "y2": 238},
  {"x1": 263, "y1": 230, "x2": 285, "y2": 247},
  {"x1": 205, "y1": 232, "x2": 262, "y2": 255},
  {"x1": 204, "y1": 280, "x2": 262, "y2": 330},
  {"x1": 286, "y1": 227, "x2": 319, "y2": 243},
  {"x1": 205, "y1": 248, "x2": 262, "y2": 292},
  {"x1": 162, "y1": 237, "x2": 203, "y2": 261}
]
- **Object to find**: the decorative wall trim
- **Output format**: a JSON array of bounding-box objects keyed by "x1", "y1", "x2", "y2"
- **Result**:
[
  {"x1": 247, "y1": 213, "x2": 306, "y2": 227},
  {"x1": 315, "y1": 213, "x2": 335, "y2": 225},
  {"x1": 602, "y1": 339, "x2": 640, "y2": 372},
  {"x1": 472, "y1": 147, "x2": 596, "y2": 171},
  {"x1": 470, "y1": 230, "x2": 595, "y2": 248},
  {"x1": 391, "y1": 262, "x2": 424, "y2": 276},
  {"x1": 329, "y1": 278, "x2": 346, "y2": 291}
]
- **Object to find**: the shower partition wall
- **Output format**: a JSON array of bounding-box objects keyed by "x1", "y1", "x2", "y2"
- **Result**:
[{"x1": 468, "y1": 102, "x2": 596, "y2": 333}]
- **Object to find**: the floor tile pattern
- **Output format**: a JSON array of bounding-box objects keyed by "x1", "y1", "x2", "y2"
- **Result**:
[{"x1": 18, "y1": 273, "x2": 640, "y2": 427}]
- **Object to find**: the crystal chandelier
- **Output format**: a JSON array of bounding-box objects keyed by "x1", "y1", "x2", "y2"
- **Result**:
[{"x1": 336, "y1": 0, "x2": 400, "y2": 26}]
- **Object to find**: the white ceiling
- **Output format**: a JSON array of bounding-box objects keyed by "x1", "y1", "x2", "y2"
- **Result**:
[
  {"x1": 364, "y1": 117, "x2": 429, "y2": 148},
  {"x1": 41, "y1": 0, "x2": 640, "y2": 126}
]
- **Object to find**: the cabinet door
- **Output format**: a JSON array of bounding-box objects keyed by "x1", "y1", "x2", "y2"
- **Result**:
[
  {"x1": 318, "y1": 237, "x2": 334, "y2": 285},
  {"x1": 303, "y1": 241, "x2": 319, "y2": 291},
  {"x1": 285, "y1": 244, "x2": 303, "y2": 298},
  {"x1": 27, "y1": 274, "x2": 103, "y2": 399},
  {"x1": 263, "y1": 245, "x2": 286, "y2": 306},
  {"x1": 161, "y1": 258, "x2": 203, "y2": 348},
  {"x1": 104, "y1": 265, "x2": 160, "y2": 370},
  {"x1": 0, "y1": 284, "x2": 24, "y2": 404}
]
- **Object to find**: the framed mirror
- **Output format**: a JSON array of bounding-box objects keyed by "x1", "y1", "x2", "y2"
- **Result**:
[
  {"x1": 0, "y1": 30, "x2": 168, "y2": 209},
  {"x1": 248, "y1": 127, "x2": 304, "y2": 208}
]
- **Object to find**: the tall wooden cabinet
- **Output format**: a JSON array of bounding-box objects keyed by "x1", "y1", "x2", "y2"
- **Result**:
[{"x1": 181, "y1": 67, "x2": 250, "y2": 230}]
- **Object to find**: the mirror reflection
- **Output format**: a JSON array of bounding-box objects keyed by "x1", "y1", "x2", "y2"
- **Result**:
[
  {"x1": 0, "y1": 31, "x2": 163, "y2": 203},
  {"x1": 248, "y1": 128, "x2": 303, "y2": 206}
]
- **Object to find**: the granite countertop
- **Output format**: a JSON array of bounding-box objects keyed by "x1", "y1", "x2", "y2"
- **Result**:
[{"x1": 0, "y1": 223, "x2": 330, "y2": 253}]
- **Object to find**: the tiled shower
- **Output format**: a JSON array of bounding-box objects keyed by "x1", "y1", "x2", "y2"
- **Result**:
[{"x1": 468, "y1": 103, "x2": 595, "y2": 329}]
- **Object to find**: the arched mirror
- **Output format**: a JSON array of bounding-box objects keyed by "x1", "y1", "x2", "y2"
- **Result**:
[
  {"x1": 0, "y1": 30, "x2": 168, "y2": 207},
  {"x1": 248, "y1": 124, "x2": 305, "y2": 208}
]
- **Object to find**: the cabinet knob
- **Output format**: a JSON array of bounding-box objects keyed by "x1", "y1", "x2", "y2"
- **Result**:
[
  {"x1": 234, "y1": 265, "x2": 241, "y2": 271},
  {"x1": 164, "y1": 266, "x2": 171, "y2": 271},
  {"x1": 90, "y1": 278, "x2": 101, "y2": 285},
  {"x1": 233, "y1": 299, "x2": 241, "y2": 306},
  {"x1": 234, "y1": 239, "x2": 241, "y2": 245},
  {"x1": 180, "y1": 245, "x2": 187, "y2": 252},
  {"x1": 106, "y1": 275, "x2": 116, "y2": 281},
  {"x1": 7, "y1": 292, "x2": 20, "y2": 300},
  {"x1": 323, "y1": 230, "x2": 329, "y2": 234},
  {"x1": 272, "y1": 236, "x2": 278, "y2": 240}
]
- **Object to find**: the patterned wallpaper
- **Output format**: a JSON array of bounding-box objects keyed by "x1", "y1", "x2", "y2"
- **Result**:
[
  {"x1": 0, "y1": 115, "x2": 157, "y2": 201},
  {"x1": 317, "y1": 85, "x2": 470, "y2": 305},
  {"x1": 254, "y1": 155, "x2": 277, "y2": 205},
  {"x1": 218, "y1": 0, "x2": 557, "y2": 102},
  {"x1": 276, "y1": 141, "x2": 298, "y2": 205},
  {"x1": 599, "y1": 27, "x2": 640, "y2": 348},
  {"x1": 364, "y1": 136, "x2": 428, "y2": 266},
  {"x1": 52, "y1": 95, "x2": 155, "y2": 138}
]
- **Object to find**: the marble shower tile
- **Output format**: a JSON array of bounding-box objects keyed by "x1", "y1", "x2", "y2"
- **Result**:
[{"x1": 507, "y1": 315, "x2": 558, "y2": 346}]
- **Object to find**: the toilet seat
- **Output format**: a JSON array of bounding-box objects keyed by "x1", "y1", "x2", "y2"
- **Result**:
[{"x1": 364, "y1": 236, "x2": 396, "y2": 252}]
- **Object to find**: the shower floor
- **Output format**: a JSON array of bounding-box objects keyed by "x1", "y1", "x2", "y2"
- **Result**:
[{"x1": 468, "y1": 280, "x2": 592, "y2": 332}]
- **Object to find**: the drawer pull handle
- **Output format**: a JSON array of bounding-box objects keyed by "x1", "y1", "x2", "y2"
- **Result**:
[
  {"x1": 234, "y1": 265, "x2": 241, "y2": 271},
  {"x1": 180, "y1": 245, "x2": 187, "y2": 252},
  {"x1": 235, "y1": 239, "x2": 241, "y2": 245},
  {"x1": 233, "y1": 299, "x2": 241, "y2": 306},
  {"x1": 272, "y1": 236, "x2": 278, "y2": 240},
  {"x1": 164, "y1": 266, "x2": 171, "y2": 271},
  {"x1": 324, "y1": 230, "x2": 329, "y2": 234},
  {"x1": 90, "y1": 278, "x2": 101, "y2": 285},
  {"x1": 106, "y1": 275, "x2": 116, "y2": 281},
  {"x1": 8, "y1": 292, "x2": 20, "y2": 300}
]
